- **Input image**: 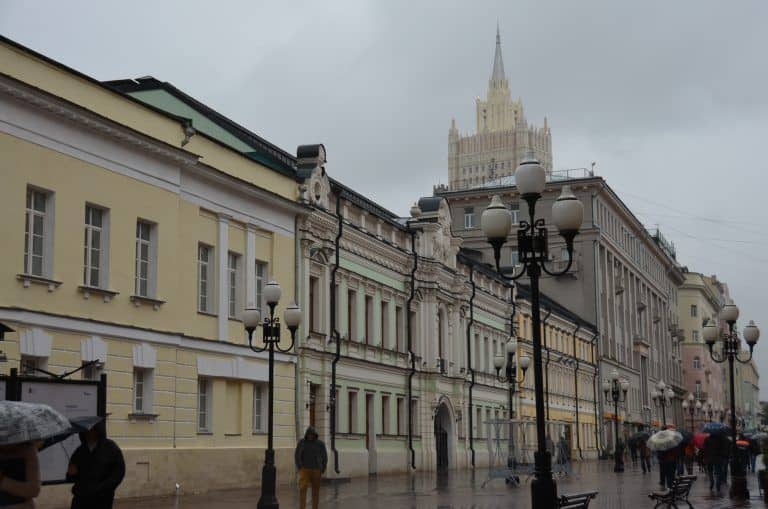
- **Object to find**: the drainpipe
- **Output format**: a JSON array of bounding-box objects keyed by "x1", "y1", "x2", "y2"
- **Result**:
[
  {"x1": 590, "y1": 330, "x2": 601, "y2": 457},
  {"x1": 330, "y1": 196, "x2": 343, "y2": 474},
  {"x1": 572, "y1": 323, "x2": 582, "y2": 459},
  {"x1": 406, "y1": 229, "x2": 418, "y2": 470},
  {"x1": 543, "y1": 308, "x2": 552, "y2": 421},
  {"x1": 466, "y1": 266, "x2": 476, "y2": 468}
]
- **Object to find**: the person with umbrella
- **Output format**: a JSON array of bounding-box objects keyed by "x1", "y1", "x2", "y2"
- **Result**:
[
  {"x1": 703, "y1": 429, "x2": 730, "y2": 493},
  {"x1": 66, "y1": 419, "x2": 125, "y2": 509},
  {"x1": 648, "y1": 427, "x2": 684, "y2": 490},
  {"x1": 638, "y1": 436, "x2": 652, "y2": 474},
  {"x1": 0, "y1": 401, "x2": 71, "y2": 508}
]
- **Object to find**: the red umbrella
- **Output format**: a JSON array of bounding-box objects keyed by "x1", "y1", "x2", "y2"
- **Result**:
[{"x1": 692, "y1": 432, "x2": 708, "y2": 449}]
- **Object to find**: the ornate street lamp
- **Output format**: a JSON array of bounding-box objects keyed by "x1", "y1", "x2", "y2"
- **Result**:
[
  {"x1": 243, "y1": 281, "x2": 302, "y2": 509},
  {"x1": 651, "y1": 380, "x2": 674, "y2": 427},
  {"x1": 703, "y1": 305, "x2": 760, "y2": 501},
  {"x1": 494, "y1": 337, "x2": 531, "y2": 468},
  {"x1": 681, "y1": 393, "x2": 700, "y2": 432},
  {"x1": 602, "y1": 369, "x2": 629, "y2": 473},
  {"x1": 481, "y1": 153, "x2": 584, "y2": 508}
]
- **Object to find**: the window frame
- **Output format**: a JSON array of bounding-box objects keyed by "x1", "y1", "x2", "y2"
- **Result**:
[
  {"x1": 197, "y1": 243, "x2": 214, "y2": 313},
  {"x1": 227, "y1": 252, "x2": 241, "y2": 319},
  {"x1": 24, "y1": 187, "x2": 53, "y2": 277},
  {"x1": 134, "y1": 220, "x2": 157, "y2": 298},
  {"x1": 253, "y1": 383, "x2": 267, "y2": 433},
  {"x1": 197, "y1": 378, "x2": 212, "y2": 433},
  {"x1": 83, "y1": 205, "x2": 109, "y2": 288},
  {"x1": 133, "y1": 367, "x2": 154, "y2": 414},
  {"x1": 463, "y1": 207, "x2": 476, "y2": 229}
]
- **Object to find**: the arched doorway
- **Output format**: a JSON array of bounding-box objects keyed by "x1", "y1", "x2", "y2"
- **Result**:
[{"x1": 434, "y1": 402, "x2": 453, "y2": 471}]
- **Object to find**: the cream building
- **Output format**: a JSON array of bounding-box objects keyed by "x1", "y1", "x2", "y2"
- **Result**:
[
  {"x1": 0, "y1": 36, "x2": 304, "y2": 506},
  {"x1": 295, "y1": 146, "x2": 599, "y2": 477},
  {"x1": 447, "y1": 27, "x2": 553, "y2": 191}
]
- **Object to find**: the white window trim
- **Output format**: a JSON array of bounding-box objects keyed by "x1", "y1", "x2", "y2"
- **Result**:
[
  {"x1": 133, "y1": 367, "x2": 154, "y2": 415},
  {"x1": 135, "y1": 220, "x2": 158, "y2": 298},
  {"x1": 24, "y1": 187, "x2": 55, "y2": 278},
  {"x1": 253, "y1": 383, "x2": 267, "y2": 433},
  {"x1": 198, "y1": 243, "x2": 214, "y2": 313},
  {"x1": 198, "y1": 378, "x2": 212, "y2": 433},
  {"x1": 83, "y1": 204, "x2": 110, "y2": 289},
  {"x1": 255, "y1": 261, "x2": 268, "y2": 313},
  {"x1": 227, "y1": 252, "x2": 241, "y2": 319}
]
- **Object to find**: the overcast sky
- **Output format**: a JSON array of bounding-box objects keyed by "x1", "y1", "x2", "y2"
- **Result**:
[{"x1": 2, "y1": 1, "x2": 767, "y2": 398}]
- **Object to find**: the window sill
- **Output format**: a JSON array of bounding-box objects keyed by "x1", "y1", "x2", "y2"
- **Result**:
[
  {"x1": 128, "y1": 412, "x2": 159, "y2": 422},
  {"x1": 17, "y1": 273, "x2": 62, "y2": 292},
  {"x1": 228, "y1": 317, "x2": 243, "y2": 323},
  {"x1": 78, "y1": 285, "x2": 119, "y2": 302},
  {"x1": 224, "y1": 433, "x2": 242, "y2": 437},
  {"x1": 252, "y1": 431, "x2": 267, "y2": 436},
  {"x1": 130, "y1": 295, "x2": 166, "y2": 310},
  {"x1": 197, "y1": 431, "x2": 213, "y2": 435},
  {"x1": 197, "y1": 310, "x2": 217, "y2": 318}
]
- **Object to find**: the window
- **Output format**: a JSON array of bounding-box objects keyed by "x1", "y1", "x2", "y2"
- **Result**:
[
  {"x1": 509, "y1": 203, "x2": 520, "y2": 224},
  {"x1": 694, "y1": 381, "x2": 702, "y2": 398},
  {"x1": 133, "y1": 368, "x2": 153, "y2": 413},
  {"x1": 135, "y1": 221, "x2": 155, "y2": 297},
  {"x1": 253, "y1": 383, "x2": 266, "y2": 432},
  {"x1": 309, "y1": 276, "x2": 320, "y2": 331},
  {"x1": 510, "y1": 249, "x2": 520, "y2": 267},
  {"x1": 198, "y1": 379, "x2": 212, "y2": 432},
  {"x1": 381, "y1": 301, "x2": 390, "y2": 348},
  {"x1": 690, "y1": 305, "x2": 697, "y2": 317},
  {"x1": 24, "y1": 188, "x2": 51, "y2": 277},
  {"x1": 81, "y1": 362, "x2": 103, "y2": 381},
  {"x1": 410, "y1": 399, "x2": 419, "y2": 434},
  {"x1": 20, "y1": 356, "x2": 46, "y2": 376},
  {"x1": 348, "y1": 390, "x2": 358, "y2": 433},
  {"x1": 255, "y1": 261, "x2": 268, "y2": 311},
  {"x1": 464, "y1": 207, "x2": 476, "y2": 229},
  {"x1": 347, "y1": 289, "x2": 357, "y2": 340},
  {"x1": 83, "y1": 205, "x2": 107, "y2": 288},
  {"x1": 198, "y1": 244, "x2": 213, "y2": 313},
  {"x1": 365, "y1": 295, "x2": 374, "y2": 344},
  {"x1": 381, "y1": 395, "x2": 390, "y2": 434},
  {"x1": 395, "y1": 305, "x2": 404, "y2": 352},
  {"x1": 396, "y1": 397, "x2": 405, "y2": 435},
  {"x1": 691, "y1": 330, "x2": 699, "y2": 342},
  {"x1": 228, "y1": 253, "x2": 240, "y2": 318},
  {"x1": 693, "y1": 357, "x2": 701, "y2": 369},
  {"x1": 476, "y1": 407, "x2": 483, "y2": 438}
]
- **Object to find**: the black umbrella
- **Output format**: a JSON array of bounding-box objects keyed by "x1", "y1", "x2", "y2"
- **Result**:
[
  {"x1": 40, "y1": 415, "x2": 104, "y2": 451},
  {"x1": 679, "y1": 430, "x2": 693, "y2": 446},
  {"x1": 628, "y1": 431, "x2": 650, "y2": 445}
]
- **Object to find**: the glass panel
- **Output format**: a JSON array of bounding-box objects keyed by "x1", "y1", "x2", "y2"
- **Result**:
[
  {"x1": 139, "y1": 279, "x2": 148, "y2": 297},
  {"x1": 33, "y1": 191, "x2": 46, "y2": 212},
  {"x1": 32, "y1": 256, "x2": 43, "y2": 276},
  {"x1": 140, "y1": 243, "x2": 149, "y2": 261},
  {"x1": 92, "y1": 230, "x2": 100, "y2": 249},
  {"x1": 33, "y1": 215, "x2": 44, "y2": 237},
  {"x1": 91, "y1": 208, "x2": 102, "y2": 227},
  {"x1": 90, "y1": 268, "x2": 99, "y2": 286}
]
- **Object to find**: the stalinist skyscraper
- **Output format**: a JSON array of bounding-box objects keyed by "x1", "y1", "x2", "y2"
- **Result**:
[{"x1": 447, "y1": 27, "x2": 553, "y2": 190}]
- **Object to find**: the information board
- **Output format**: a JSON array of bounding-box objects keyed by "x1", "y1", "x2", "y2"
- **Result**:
[{"x1": 21, "y1": 381, "x2": 99, "y2": 483}]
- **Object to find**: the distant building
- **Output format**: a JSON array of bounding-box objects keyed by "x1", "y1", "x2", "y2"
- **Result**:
[
  {"x1": 447, "y1": 27, "x2": 552, "y2": 191},
  {"x1": 677, "y1": 271, "x2": 727, "y2": 426},
  {"x1": 437, "y1": 170, "x2": 686, "y2": 452}
]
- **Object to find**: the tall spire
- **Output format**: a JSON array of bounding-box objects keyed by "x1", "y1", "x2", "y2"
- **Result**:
[{"x1": 491, "y1": 23, "x2": 506, "y2": 83}]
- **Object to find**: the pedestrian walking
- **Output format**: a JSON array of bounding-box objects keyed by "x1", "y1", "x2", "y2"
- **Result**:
[
  {"x1": 683, "y1": 442, "x2": 695, "y2": 475},
  {"x1": 66, "y1": 423, "x2": 125, "y2": 509},
  {"x1": 748, "y1": 436, "x2": 760, "y2": 474},
  {"x1": 628, "y1": 440, "x2": 638, "y2": 466},
  {"x1": 295, "y1": 426, "x2": 327, "y2": 509},
  {"x1": 0, "y1": 442, "x2": 41, "y2": 508},
  {"x1": 658, "y1": 445, "x2": 680, "y2": 489},
  {"x1": 703, "y1": 432, "x2": 729, "y2": 493},
  {"x1": 638, "y1": 439, "x2": 652, "y2": 474}
]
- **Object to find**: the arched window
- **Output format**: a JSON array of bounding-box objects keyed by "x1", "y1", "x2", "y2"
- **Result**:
[{"x1": 693, "y1": 357, "x2": 701, "y2": 369}]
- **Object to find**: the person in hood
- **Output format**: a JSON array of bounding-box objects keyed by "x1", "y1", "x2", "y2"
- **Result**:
[
  {"x1": 66, "y1": 423, "x2": 125, "y2": 509},
  {"x1": 295, "y1": 427, "x2": 327, "y2": 509},
  {"x1": 0, "y1": 441, "x2": 41, "y2": 509}
]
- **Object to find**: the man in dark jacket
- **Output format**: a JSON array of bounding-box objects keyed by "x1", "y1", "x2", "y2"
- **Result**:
[
  {"x1": 295, "y1": 427, "x2": 327, "y2": 509},
  {"x1": 66, "y1": 423, "x2": 125, "y2": 509},
  {"x1": 703, "y1": 432, "x2": 729, "y2": 493}
]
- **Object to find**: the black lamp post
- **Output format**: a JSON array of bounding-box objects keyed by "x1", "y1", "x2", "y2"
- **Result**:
[
  {"x1": 602, "y1": 369, "x2": 629, "y2": 473},
  {"x1": 481, "y1": 153, "x2": 584, "y2": 509},
  {"x1": 681, "y1": 393, "x2": 701, "y2": 432},
  {"x1": 651, "y1": 380, "x2": 674, "y2": 428},
  {"x1": 243, "y1": 281, "x2": 302, "y2": 509},
  {"x1": 704, "y1": 305, "x2": 760, "y2": 501},
  {"x1": 494, "y1": 337, "x2": 530, "y2": 468}
]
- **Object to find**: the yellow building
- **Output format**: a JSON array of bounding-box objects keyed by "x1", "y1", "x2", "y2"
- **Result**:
[{"x1": 0, "y1": 36, "x2": 304, "y2": 505}]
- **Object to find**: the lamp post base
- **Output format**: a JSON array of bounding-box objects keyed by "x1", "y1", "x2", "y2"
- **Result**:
[
  {"x1": 530, "y1": 451, "x2": 558, "y2": 509},
  {"x1": 257, "y1": 450, "x2": 279, "y2": 509},
  {"x1": 728, "y1": 471, "x2": 749, "y2": 501}
]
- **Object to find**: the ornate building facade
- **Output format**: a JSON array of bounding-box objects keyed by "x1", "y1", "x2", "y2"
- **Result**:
[{"x1": 447, "y1": 27, "x2": 553, "y2": 191}]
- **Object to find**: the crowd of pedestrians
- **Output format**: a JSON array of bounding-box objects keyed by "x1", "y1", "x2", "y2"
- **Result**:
[{"x1": 622, "y1": 424, "x2": 765, "y2": 495}]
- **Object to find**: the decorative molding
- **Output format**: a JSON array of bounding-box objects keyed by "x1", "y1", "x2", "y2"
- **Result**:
[
  {"x1": 19, "y1": 327, "x2": 52, "y2": 357},
  {"x1": 78, "y1": 285, "x2": 119, "y2": 303},
  {"x1": 133, "y1": 343, "x2": 157, "y2": 368},
  {"x1": 81, "y1": 335, "x2": 108, "y2": 364},
  {"x1": 16, "y1": 274, "x2": 62, "y2": 292}
]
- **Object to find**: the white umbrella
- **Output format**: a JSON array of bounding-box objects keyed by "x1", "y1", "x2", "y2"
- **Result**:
[
  {"x1": 0, "y1": 401, "x2": 70, "y2": 445},
  {"x1": 647, "y1": 429, "x2": 684, "y2": 452}
]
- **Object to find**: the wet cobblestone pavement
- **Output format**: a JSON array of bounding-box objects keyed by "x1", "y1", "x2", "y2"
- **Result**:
[{"x1": 115, "y1": 460, "x2": 765, "y2": 508}]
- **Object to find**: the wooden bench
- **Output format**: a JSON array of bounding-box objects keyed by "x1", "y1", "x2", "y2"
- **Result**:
[
  {"x1": 648, "y1": 475, "x2": 696, "y2": 509},
  {"x1": 557, "y1": 490, "x2": 598, "y2": 508}
]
